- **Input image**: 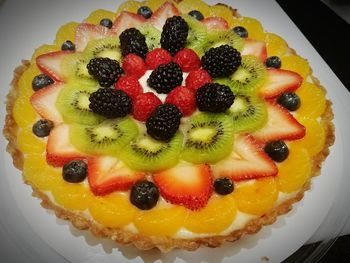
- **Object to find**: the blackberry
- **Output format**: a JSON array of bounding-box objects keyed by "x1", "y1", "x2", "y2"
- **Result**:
[
  {"x1": 87, "y1": 57, "x2": 123, "y2": 87},
  {"x1": 147, "y1": 62, "x2": 183, "y2": 94},
  {"x1": 196, "y1": 83, "x2": 235, "y2": 113},
  {"x1": 89, "y1": 88, "x2": 132, "y2": 118},
  {"x1": 119, "y1": 28, "x2": 148, "y2": 58},
  {"x1": 160, "y1": 16, "x2": 189, "y2": 55},
  {"x1": 201, "y1": 45, "x2": 242, "y2": 78},
  {"x1": 146, "y1": 104, "x2": 182, "y2": 141}
]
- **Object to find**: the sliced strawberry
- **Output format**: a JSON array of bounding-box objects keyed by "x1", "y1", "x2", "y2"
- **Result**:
[
  {"x1": 150, "y1": 2, "x2": 180, "y2": 30},
  {"x1": 30, "y1": 83, "x2": 64, "y2": 123},
  {"x1": 111, "y1": 11, "x2": 146, "y2": 36},
  {"x1": 153, "y1": 163, "x2": 213, "y2": 210},
  {"x1": 252, "y1": 101, "x2": 306, "y2": 142},
  {"x1": 75, "y1": 23, "x2": 113, "y2": 52},
  {"x1": 259, "y1": 69, "x2": 303, "y2": 98},
  {"x1": 212, "y1": 135, "x2": 278, "y2": 181},
  {"x1": 46, "y1": 124, "x2": 87, "y2": 167},
  {"x1": 88, "y1": 156, "x2": 145, "y2": 196},
  {"x1": 241, "y1": 39, "x2": 267, "y2": 61},
  {"x1": 201, "y1": 17, "x2": 229, "y2": 30},
  {"x1": 36, "y1": 51, "x2": 72, "y2": 82}
]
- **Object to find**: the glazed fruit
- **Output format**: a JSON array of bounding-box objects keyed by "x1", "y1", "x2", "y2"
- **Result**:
[
  {"x1": 115, "y1": 75, "x2": 143, "y2": 100},
  {"x1": 119, "y1": 28, "x2": 149, "y2": 58},
  {"x1": 165, "y1": 86, "x2": 196, "y2": 116},
  {"x1": 62, "y1": 160, "x2": 88, "y2": 183},
  {"x1": 100, "y1": 18, "x2": 113, "y2": 28},
  {"x1": 137, "y1": 23, "x2": 161, "y2": 51},
  {"x1": 214, "y1": 177, "x2": 234, "y2": 195},
  {"x1": 173, "y1": 48, "x2": 201, "y2": 72},
  {"x1": 121, "y1": 54, "x2": 146, "y2": 78},
  {"x1": 185, "y1": 69, "x2": 212, "y2": 91},
  {"x1": 233, "y1": 26, "x2": 248, "y2": 38},
  {"x1": 265, "y1": 56, "x2": 281, "y2": 68},
  {"x1": 87, "y1": 57, "x2": 124, "y2": 87},
  {"x1": 84, "y1": 37, "x2": 121, "y2": 61},
  {"x1": 61, "y1": 40, "x2": 76, "y2": 51},
  {"x1": 32, "y1": 119, "x2": 54, "y2": 137},
  {"x1": 32, "y1": 74, "x2": 54, "y2": 91},
  {"x1": 145, "y1": 48, "x2": 172, "y2": 69},
  {"x1": 182, "y1": 14, "x2": 207, "y2": 56},
  {"x1": 132, "y1": 92, "x2": 162, "y2": 122},
  {"x1": 188, "y1": 10, "x2": 204, "y2": 21},
  {"x1": 137, "y1": 6, "x2": 153, "y2": 19},
  {"x1": 277, "y1": 92, "x2": 301, "y2": 111},
  {"x1": 264, "y1": 140, "x2": 289, "y2": 162},
  {"x1": 130, "y1": 180, "x2": 159, "y2": 210}
]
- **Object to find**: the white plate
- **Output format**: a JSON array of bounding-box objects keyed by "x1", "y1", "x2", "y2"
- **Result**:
[{"x1": 0, "y1": 0, "x2": 349, "y2": 262}]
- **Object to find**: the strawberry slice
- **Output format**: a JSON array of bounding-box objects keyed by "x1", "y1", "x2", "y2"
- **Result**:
[
  {"x1": 201, "y1": 17, "x2": 229, "y2": 30},
  {"x1": 30, "y1": 83, "x2": 64, "y2": 123},
  {"x1": 150, "y1": 2, "x2": 180, "y2": 30},
  {"x1": 259, "y1": 69, "x2": 303, "y2": 98},
  {"x1": 153, "y1": 163, "x2": 213, "y2": 210},
  {"x1": 252, "y1": 101, "x2": 306, "y2": 142},
  {"x1": 111, "y1": 11, "x2": 146, "y2": 36},
  {"x1": 212, "y1": 135, "x2": 278, "y2": 181},
  {"x1": 241, "y1": 39, "x2": 267, "y2": 61},
  {"x1": 75, "y1": 23, "x2": 113, "y2": 52},
  {"x1": 46, "y1": 124, "x2": 87, "y2": 167},
  {"x1": 36, "y1": 51, "x2": 72, "y2": 82},
  {"x1": 88, "y1": 156, "x2": 145, "y2": 196}
]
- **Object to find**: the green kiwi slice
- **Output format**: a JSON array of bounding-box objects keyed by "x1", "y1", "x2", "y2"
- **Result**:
[
  {"x1": 229, "y1": 94, "x2": 268, "y2": 133},
  {"x1": 181, "y1": 113, "x2": 234, "y2": 164},
  {"x1": 119, "y1": 132, "x2": 183, "y2": 172},
  {"x1": 203, "y1": 30, "x2": 244, "y2": 53},
  {"x1": 84, "y1": 37, "x2": 122, "y2": 61},
  {"x1": 137, "y1": 23, "x2": 161, "y2": 51},
  {"x1": 69, "y1": 118, "x2": 138, "y2": 155},
  {"x1": 61, "y1": 53, "x2": 95, "y2": 84},
  {"x1": 56, "y1": 83, "x2": 104, "y2": 125},
  {"x1": 182, "y1": 14, "x2": 208, "y2": 56}
]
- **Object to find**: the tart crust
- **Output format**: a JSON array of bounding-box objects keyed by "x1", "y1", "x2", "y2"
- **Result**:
[{"x1": 3, "y1": 3, "x2": 335, "y2": 253}]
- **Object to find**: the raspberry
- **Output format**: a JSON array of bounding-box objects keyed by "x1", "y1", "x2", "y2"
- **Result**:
[
  {"x1": 114, "y1": 76, "x2": 143, "y2": 100},
  {"x1": 133, "y1": 92, "x2": 162, "y2": 122},
  {"x1": 185, "y1": 69, "x2": 212, "y2": 91},
  {"x1": 145, "y1": 48, "x2": 173, "y2": 70},
  {"x1": 165, "y1": 86, "x2": 196, "y2": 116},
  {"x1": 173, "y1": 48, "x2": 201, "y2": 72},
  {"x1": 122, "y1": 54, "x2": 147, "y2": 78}
]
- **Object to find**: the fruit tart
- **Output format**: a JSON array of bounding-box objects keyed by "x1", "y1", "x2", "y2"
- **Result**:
[{"x1": 3, "y1": 0, "x2": 335, "y2": 252}]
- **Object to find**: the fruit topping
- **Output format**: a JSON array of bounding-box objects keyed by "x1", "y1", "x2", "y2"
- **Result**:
[
  {"x1": 61, "y1": 40, "x2": 76, "y2": 51},
  {"x1": 182, "y1": 14, "x2": 208, "y2": 56},
  {"x1": 264, "y1": 140, "x2": 289, "y2": 162},
  {"x1": 75, "y1": 23, "x2": 113, "y2": 52},
  {"x1": 119, "y1": 27, "x2": 149, "y2": 58},
  {"x1": 87, "y1": 57, "x2": 124, "y2": 87},
  {"x1": 196, "y1": 83, "x2": 235, "y2": 113},
  {"x1": 60, "y1": 53, "x2": 94, "y2": 83},
  {"x1": 146, "y1": 104, "x2": 182, "y2": 141},
  {"x1": 165, "y1": 86, "x2": 196, "y2": 116},
  {"x1": 202, "y1": 45, "x2": 241, "y2": 78},
  {"x1": 281, "y1": 54, "x2": 310, "y2": 79},
  {"x1": 32, "y1": 74, "x2": 54, "y2": 91},
  {"x1": 132, "y1": 92, "x2": 162, "y2": 122},
  {"x1": 121, "y1": 53, "x2": 146, "y2": 78},
  {"x1": 241, "y1": 39, "x2": 267, "y2": 61},
  {"x1": 185, "y1": 69, "x2": 212, "y2": 91},
  {"x1": 231, "y1": 16, "x2": 265, "y2": 41},
  {"x1": 150, "y1": 2, "x2": 180, "y2": 31},
  {"x1": 202, "y1": 17, "x2": 229, "y2": 30},
  {"x1": 153, "y1": 163, "x2": 213, "y2": 210},
  {"x1": 137, "y1": 6, "x2": 153, "y2": 19},
  {"x1": 173, "y1": 48, "x2": 201, "y2": 72},
  {"x1": 277, "y1": 92, "x2": 301, "y2": 111},
  {"x1": 62, "y1": 160, "x2": 88, "y2": 183},
  {"x1": 36, "y1": 51, "x2": 72, "y2": 82},
  {"x1": 147, "y1": 62, "x2": 183, "y2": 94},
  {"x1": 99, "y1": 18, "x2": 113, "y2": 29},
  {"x1": 137, "y1": 23, "x2": 161, "y2": 51},
  {"x1": 232, "y1": 26, "x2": 248, "y2": 38},
  {"x1": 130, "y1": 180, "x2": 159, "y2": 210},
  {"x1": 214, "y1": 177, "x2": 234, "y2": 195},
  {"x1": 265, "y1": 56, "x2": 281, "y2": 69},
  {"x1": 203, "y1": 29, "x2": 244, "y2": 53},
  {"x1": 145, "y1": 48, "x2": 172, "y2": 69},
  {"x1": 160, "y1": 16, "x2": 189, "y2": 56},
  {"x1": 188, "y1": 10, "x2": 204, "y2": 21},
  {"x1": 115, "y1": 75, "x2": 143, "y2": 100},
  {"x1": 32, "y1": 119, "x2": 54, "y2": 138},
  {"x1": 111, "y1": 11, "x2": 146, "y2": 36}
]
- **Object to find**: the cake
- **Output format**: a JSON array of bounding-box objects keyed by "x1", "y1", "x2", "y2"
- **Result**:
[{"x1": 3, "y1": 0, "x2": 334, "y2": 253}]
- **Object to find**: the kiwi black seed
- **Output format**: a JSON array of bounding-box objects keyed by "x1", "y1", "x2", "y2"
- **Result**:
[
  {"x1": 84, "y1": 37, "x2": 122, "y2": 61},
  {"x1": 182, "y1": 14, "x2": 208, "y2": 56},
  {"x1": 203, "y1": 30, "x2": 244, "y2": 53},
  {"x1": 137, "y1": 23, "x2": 161, "y2": 51},
  {"x1": 61, "y1": 53, "x2": 95, "y2": 83}
]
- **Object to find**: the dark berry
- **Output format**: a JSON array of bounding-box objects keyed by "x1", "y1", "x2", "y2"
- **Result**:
[
  {"x1": 161, "y1": 16, "x2": 189, "y2": 55},
  {"x1": 188, "y1": 10, "x2": 204, "y2": 21},
  {"x1": 147, "y1": 62, "x2": 183, "y2": 94},
  {"x1": 87, "y1": 57, "x2": 124, "y2": 87},
  {"x1": 61, "y1": 40, "x2": 75, "y2": 51},
  {"x1": 214, "y1": 178, "x2": 234, "y2": 195},
  {"x1": 32, "y1": 119, "x2": 54, "y2": 137},
  {"x1": 137, "y1": 6, "x2": 153, "y2": 19},
  {"x1": 89, "y1": 88, "x2": 132, "y2": 118},
  {"x1": 265, "y1": 56, "x2": 282, "y2": 69},
  {"x1": 232, "y1": 26, "x2": 248, "y2": 38},
  {"x1": 32, "y1": 74, "x2": 54, "y2": 91},
  {"x1": 62, "y1": 160, "x2": 88, "y2": 183},
  {"x1": 196, "y1": 83, "x2": 235, "y2": 113},
  {"x1": 130, "y1": 180, "x2": 159, "y2": 210},
  {"x1": 264, "y1": 140, "x2": 289, "y2": 162},
  {"x1": 277, "y1": 92, "x2": 301, "y2": 111},
  {"x1": 100, "y1": 18, "x2": 113, "y2": 29},
  {"x1": 202, "y1": 45, "x2": 242, "y2": 78},
  {"x1": 119, "y1": 28, "x2": 149, "y2": 58},
  {"x1": 146, "y1": 104, "x2": 182, "y2": 141}
]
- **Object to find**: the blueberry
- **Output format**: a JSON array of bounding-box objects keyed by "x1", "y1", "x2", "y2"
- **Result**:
[
  {"x1": 264, "y1": 141, "x2": 289, "y2": 162},
  {"x1": 137, "y1": 6, "x2": 153, "y2": 19},
  {"x1": 188, "y1": 10, "x2": 204, "y2": 21},
  {"x1": 130, "y1": 180, "x2": 159, "y2": 210},
  {"x1": 232, "y1": 26, "x2": 248, "y2": 38},
  {"x1": 62, "y1": 160, "x2": 88, "y2": 183},
  {"x1": 265, "y1": 56, "x2": 281, "y2": 69},
  {"x1": 214, "y1": 178, "x2": 234, "y2": 195},
  {"x1": 61, "y1": 40, "x2": 75, "y2": 51},
  {"x1": 277, "y1": 92, "x2": 301, "y2": 111},
  {"x1": 32, "y1": 119, "x2": 54, "y2": 137},
  {"x1": 32, "y1": 74, "x2": 54, "y2": 91},
  {"x1": 100, "y1": 18, "x2": 113, "y2": 29}
]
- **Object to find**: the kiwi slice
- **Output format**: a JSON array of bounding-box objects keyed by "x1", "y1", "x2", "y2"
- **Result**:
[
  {"x1": 181, "y1": 113, "x2": 234, "y2": 164},
  {"x1": 182, "y1": 14, "x2": 208, "y2": 56},
  {"x1": 137, "y1": 23, "x2": 161, "y2": 51},
  {"x1": 119, "y1": 132, "x2": 183, "y2": 172},
  {"x1": 203, "y1": 30, "x2": 244, "y2": 53},
  {"x1": 229, "y1": 94, "x2": 268, "y2": 133},
  {"x1": 84, "y1": 37, "x2": 122, "y2": 61},
  {"x1": 61, "y1": 53, "x2": 95, "y2": 84},
  {"x1": 69, "y1": 118, "x2": 138, "y2": 155}
]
